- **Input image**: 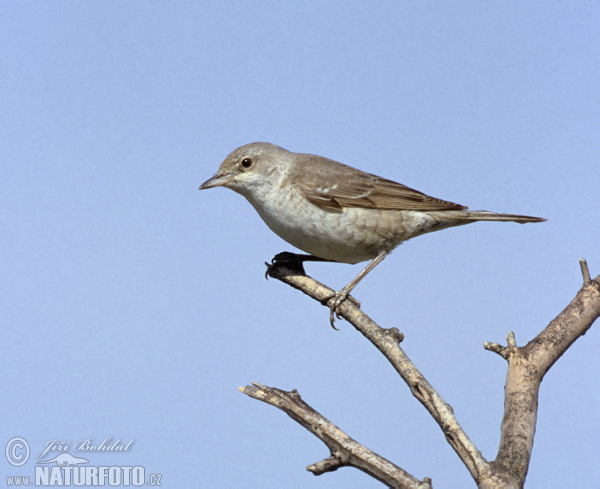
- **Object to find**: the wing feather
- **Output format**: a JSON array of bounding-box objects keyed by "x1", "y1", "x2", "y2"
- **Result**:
[{"x1": 291, "y1": 154, "x2": 466, "y2": 212}]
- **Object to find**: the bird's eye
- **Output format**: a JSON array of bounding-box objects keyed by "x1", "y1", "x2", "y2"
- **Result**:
[{"x1": 241, "y1": 158, "x2": 252, "y2": 169}]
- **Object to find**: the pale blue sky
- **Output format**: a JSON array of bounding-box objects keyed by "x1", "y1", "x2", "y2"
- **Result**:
[{"x1": 1, "y1": 2, "x2": 599, "y2": 488}]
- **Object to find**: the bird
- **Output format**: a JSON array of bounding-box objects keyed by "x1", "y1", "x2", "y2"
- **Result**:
[{"x1": 199, "y1": 142, "x2": 545, "y2": 327}]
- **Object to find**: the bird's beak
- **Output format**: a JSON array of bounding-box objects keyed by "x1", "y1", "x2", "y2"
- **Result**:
[{"x1": 199, "y1": 173, "x2": 234, "y2": 190}]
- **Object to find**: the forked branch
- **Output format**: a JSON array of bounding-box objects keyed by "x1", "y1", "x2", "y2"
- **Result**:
[
  {"x1": 242, "y1": 256, "x2": 600, "y2": 488},
  {"x1": 240, "y1": 383, "x2": 431, "y2": 489},
  {"x1": 483, "y1": 267, "x2": 600, "y2": 488}
]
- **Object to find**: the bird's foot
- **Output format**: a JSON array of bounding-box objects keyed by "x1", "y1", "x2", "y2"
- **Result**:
[{"x1": 321, "y1": 287, "x2": 359, "y2": 330}]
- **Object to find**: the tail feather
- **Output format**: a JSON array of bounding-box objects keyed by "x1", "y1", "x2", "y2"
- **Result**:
[{"x1": 458, "y1": 211, "x2": 546, "y2": 224}]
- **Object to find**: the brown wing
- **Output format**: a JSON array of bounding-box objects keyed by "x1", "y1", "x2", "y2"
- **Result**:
[{"x1": 291, "y1": 153, "x2": 466, "y2": 212}]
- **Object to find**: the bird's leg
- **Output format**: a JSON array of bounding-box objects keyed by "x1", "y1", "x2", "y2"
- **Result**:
[
  {"x1": 323, "y1": 250, "x2": 388, "y2": 328},
  {"x1": 265, "y1": 252, "x2": 331, "y2": 278}
]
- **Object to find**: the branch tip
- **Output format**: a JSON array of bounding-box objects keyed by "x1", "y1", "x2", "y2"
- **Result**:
[
  {"x1": 580, "y1": 258, "x2": 591, "y2": 284},
  {"x1": 484, "y1": 342, "x2": 510, "y2": 359},
  {"x1": 506, "y1": 331, "x2": 517, "y2": 349},
  {"x1": 307, "y1": 454, "x2": 345, "y2": 475}
]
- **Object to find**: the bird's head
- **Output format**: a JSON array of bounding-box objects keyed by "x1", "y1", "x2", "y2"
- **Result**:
[{"x1": 199, "y1": 142, "x2": 291, "y2": 197}]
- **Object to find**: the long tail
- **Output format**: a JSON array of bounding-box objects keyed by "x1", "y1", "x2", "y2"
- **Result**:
[{"x1": 454, "y1": 210, "x2": 546, "y2": 224}]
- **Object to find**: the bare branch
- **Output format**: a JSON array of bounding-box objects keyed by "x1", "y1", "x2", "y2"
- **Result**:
[
  {"x1": 262, "y1": 257, "x2": 599, "y2": 488},
  {"x1": 527, "y1": 273, "x2": 600, "y2": 373},
  {"x1": 486, "y1": 272, "x2": 600, "y2": 487},
  {"x1": 265, "y1": 258, "x2": 491, "y2": 484},
  {"x1": 240, "y1": 383, "x2": 431, "y2": 489}
]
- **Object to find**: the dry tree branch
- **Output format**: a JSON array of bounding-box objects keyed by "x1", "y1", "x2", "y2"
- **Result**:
[
  {"x1": 483, "y1": 265, "x2": 600, "y2": 488},
  {"x1": 240, "y1": 383, "x2": 432, "y2": 489},
  {"x1": 240, "y1": 254, "x2": 600, "y2": 488},
  {"x1": 258, "y1": 254, "x2": 490, "y2": 484}
]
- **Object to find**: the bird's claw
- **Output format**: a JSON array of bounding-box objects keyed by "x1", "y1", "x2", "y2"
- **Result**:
[{"x1": 322, "y1": 289, "x2": 351, "y2": 330}]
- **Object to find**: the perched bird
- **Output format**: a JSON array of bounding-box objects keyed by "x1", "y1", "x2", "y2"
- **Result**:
[{"x1": 199, "y1": 143, "x2": 545, "y2": 326}]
